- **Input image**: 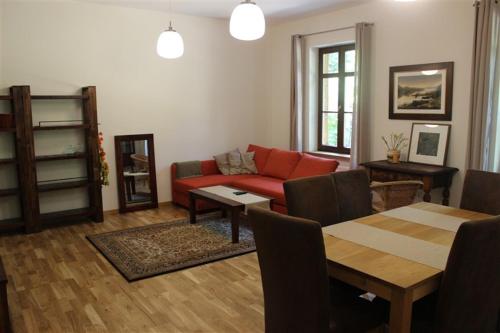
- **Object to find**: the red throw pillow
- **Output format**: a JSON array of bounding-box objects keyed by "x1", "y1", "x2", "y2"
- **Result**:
[
  {"x1": 247, "y1": 144, "x2": 272, "y2": 174},
  {"x1": 288, "y1": 154, "x2": 339, "y2": 179},
  {"x1": 262, "y1": 148, "x2": 302, "y2": 180}
]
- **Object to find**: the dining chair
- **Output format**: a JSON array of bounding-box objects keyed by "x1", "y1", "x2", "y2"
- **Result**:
[
  {"x1": 331, "y1": 170, "x2": 373, "y2": 222},
  {"x1": 411, "y1": 216, "x2": 500, "y2": 333},
  {"x1": 248, "y1": 207, "x2": 385, "y2": 333},
  {"x1": 460, "y1": 169, "x2": 500, "y2": 215},
  {"x1": 370, "y1": 180, "x2": 423, "y2": 212},
  {"x1": 284, "y1": 175, "x2": 340, "y2": 227}
]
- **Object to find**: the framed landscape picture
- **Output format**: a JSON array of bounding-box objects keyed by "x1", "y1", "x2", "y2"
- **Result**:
[
  {"x1": 389, "y1": 62, "x2": 454, "y2": 120},
  {"x1": 408, "y1": 123, "x2": 451, "y2": 166}
]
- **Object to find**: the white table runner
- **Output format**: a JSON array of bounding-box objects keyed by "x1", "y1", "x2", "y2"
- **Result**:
[
  {"x1": 200, "y1": 186, "x2": 270, "y2": 213},
  {"x1": 323, "y1": 222, "x2": 451, "y2": 270},
  {"x1": 381, "y1": 206, "x2": 468, "y2": 232}
]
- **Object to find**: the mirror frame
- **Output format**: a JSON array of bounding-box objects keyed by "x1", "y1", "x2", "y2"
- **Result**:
[{"x1": 114, "y1": 134, "x2": 158, "y2": 213}]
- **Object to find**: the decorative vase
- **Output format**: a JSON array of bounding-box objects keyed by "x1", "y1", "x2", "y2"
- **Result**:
[{"x1": 387, "y1": 150, "x2": 401, "y2": 164}]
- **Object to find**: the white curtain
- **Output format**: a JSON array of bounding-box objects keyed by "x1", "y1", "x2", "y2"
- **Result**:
[
  {"x1": 468, "y1": 0, "x2": 500, "y2": 172},
  {"x1": 290, "y1": 35, "x2": 306, "y2": 151},
  {"x1": 350, "y1": 23, "x2": 372, "y2": 169}
]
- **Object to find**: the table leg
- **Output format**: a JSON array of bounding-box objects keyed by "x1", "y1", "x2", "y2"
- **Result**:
[
  {"x1": 422, "y1": 176, "x2": 433, "y2": 203},
  {"x1": 442, "y1": 175, "x2": 452, "y2": 206},
  {"x1": 389, "y1": 290, "x2": 413, "y2": 333},
  {"x1": 231, "y1": 207, "x2": 240, "y2": 243},
  {"x1": 221, "y1": 209, "x2": 227, "y2": 218},
  {"x1": 189, "y1": 192, "x2": 197, "y2": 224}
]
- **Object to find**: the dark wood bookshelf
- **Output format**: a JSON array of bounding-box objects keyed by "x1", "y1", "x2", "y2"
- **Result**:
[
  {"x1": 35, "y1": 152, "x2": 87, "y2": 162},
  {"x1": 0, "y1": 188, "x2": 18, "y2": 197},
  {"x1": 31, "y1": 95, "x2": 87, "y2": 100},
  {"x1": 33, "y1": 124, "x2": 90, "y2": 131},
  {"x1": 0, "y1": 159, "x2": 16, "y2": 165},
  {"x1": 0, "y1": 86, "x2": 103, "y2": 234},
  {"x1": 0, "y1": 218, "x2": 24, "y2": 232},
  {"x1": 38, "y1": 179, "x2": 89, "y2": 192},
  {"x1": 40, "y1": 207, "x2": 93, "y2": 225}
]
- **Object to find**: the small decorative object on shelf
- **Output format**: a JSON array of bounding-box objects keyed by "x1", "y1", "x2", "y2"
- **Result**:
[
  {"x1": 382, "y1": 133, "x2": 408, "y2": 164},
  {"x1": 99, "y1": 132, "x2": 110, "y2": 186},
  {"x1": 0, "y1": 114, "x2": 14, "y2": 129}
]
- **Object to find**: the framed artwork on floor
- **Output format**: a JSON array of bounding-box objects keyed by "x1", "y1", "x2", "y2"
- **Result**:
[
  {"x1": 389, "y1": 62, "x2": 454, "y2": 121},
  {"x1": 408, "y1": 123, "x2": 451, "y2": 166}
]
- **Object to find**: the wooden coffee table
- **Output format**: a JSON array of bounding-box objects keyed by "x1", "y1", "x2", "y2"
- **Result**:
[{"x1": 188, "y1": 186, "x2": 273, "y2": 243}]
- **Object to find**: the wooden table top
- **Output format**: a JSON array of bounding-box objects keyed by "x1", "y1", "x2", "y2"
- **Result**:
[
  {"x1": 323, "y1": 202, "x2": 491, "y2": 289},
  {"x1": 361, "y1": 160, "x2": 459, "y2": 176}
]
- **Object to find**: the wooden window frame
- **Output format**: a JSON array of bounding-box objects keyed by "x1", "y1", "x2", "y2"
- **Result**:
[{"x1": 318, "y1": 44, "x2": 355, "y2": 154}]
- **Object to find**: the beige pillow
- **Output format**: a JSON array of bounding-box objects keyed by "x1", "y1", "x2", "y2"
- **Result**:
[
  {"x1": 241, "y1": 151, "x2": 258, "y2": 174},
  {"x1": 214, "y1": 151, "x2": 232, "y2": 175},
  {"x1": 214, "y1": 149, "x2": 257, "y2": 175}
]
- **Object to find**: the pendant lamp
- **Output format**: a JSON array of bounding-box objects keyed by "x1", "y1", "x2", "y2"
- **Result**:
[{"x1": 230, "y1": 0, "x2": 266, "y2": 41}]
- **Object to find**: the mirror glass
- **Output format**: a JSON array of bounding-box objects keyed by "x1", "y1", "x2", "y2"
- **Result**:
[
  {"x1": 115, "y1": 134, "x2": 158, "y2": 213},
  {"x1": 121, "y1": 140, "x2": 151, "y2": 206}
]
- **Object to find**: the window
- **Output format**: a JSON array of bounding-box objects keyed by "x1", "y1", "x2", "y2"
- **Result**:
[{"x1": 318, "y1": 44, "x2": 355, "y2": 154}]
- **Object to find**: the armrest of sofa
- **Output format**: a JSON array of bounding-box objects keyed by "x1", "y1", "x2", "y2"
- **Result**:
[{"x1": 170, "y1": 159, "x2": 220, "y2": 182}]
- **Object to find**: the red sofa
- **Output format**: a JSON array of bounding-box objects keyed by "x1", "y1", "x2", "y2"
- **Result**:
[{"x1": 171, "y1": 144, "x2": 339, "y2": 214}]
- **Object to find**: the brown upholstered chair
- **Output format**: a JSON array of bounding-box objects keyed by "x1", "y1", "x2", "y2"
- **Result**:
[
  {"x1": 411, "y1": 216, "x2": 500, "y2": 333},
  {"x1": 332, "y1": 170, "x2": 373, "y2": 222},
  {"x1": 460, "y1": 169, "x2": 500, "y2": 215},
  {"x1": 284, "y1": 175, "x2": 340, "y2": 227},
  {"x1": 248, "y1": 207, "x2": 385, "y2": 333}
]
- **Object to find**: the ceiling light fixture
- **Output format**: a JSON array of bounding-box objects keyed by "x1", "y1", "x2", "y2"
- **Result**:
[
  {"x1": 230, "y1": 0, "x2": 266, "y2": 41},
  {"x1": 157, "y1": 1, "x2": 184, "y2": 59},
  {"x1": 422, "y1": 70, "x2": 439, "y2": 76}
]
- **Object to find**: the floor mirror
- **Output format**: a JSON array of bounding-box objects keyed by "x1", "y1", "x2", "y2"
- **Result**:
[{"x1": 114, "y1": 134, "x2": 158, "y2": 213}]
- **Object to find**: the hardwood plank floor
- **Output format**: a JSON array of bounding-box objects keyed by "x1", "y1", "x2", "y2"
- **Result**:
[{"x1": 0, "y1": 204, "x2": 265, "y2": 332}]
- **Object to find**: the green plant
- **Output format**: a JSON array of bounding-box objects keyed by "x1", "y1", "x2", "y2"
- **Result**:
[{"x1": 382, "y1": 133, "x2": 408, "y2": 151}]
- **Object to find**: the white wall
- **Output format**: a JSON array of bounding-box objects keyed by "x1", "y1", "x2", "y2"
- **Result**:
[
  {"x1": 0, "y1": 1, "x2": 267, "y2": 212},
  {"x1": 0, "y1": 0, "x2": 476, "y2": 212},
  {"x1": 263, "y1": 0, "x2": 475, "y2": 206}
]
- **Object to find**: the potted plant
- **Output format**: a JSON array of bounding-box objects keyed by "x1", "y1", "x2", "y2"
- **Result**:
[{"x1": 382, "y1": 133, "x2": 408, "y2": 164}]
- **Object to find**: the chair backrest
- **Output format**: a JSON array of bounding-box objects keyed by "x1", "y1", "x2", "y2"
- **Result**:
[
  {"x1": 460, "y1": 169, "x2": 500, "y2": 215},
  {"x1": 248, "y1": 208, "x2": 331, "y2": 333},
  {"x1": 434, "y1": 216, "x2": 500, "y2": 333},
  {"x1": 331, "y1": 169, "x2": 372, "y2": 222},
  {"x1": 284, "y1": 175, "x2": 340, "y2": 227}
]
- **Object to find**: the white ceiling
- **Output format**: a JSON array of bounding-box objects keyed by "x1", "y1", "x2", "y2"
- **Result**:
[{"x1": 83, "y1": 0, "x2": 372, "y2": 21}]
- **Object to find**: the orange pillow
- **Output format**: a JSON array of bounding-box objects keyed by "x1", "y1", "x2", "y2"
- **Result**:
[
  {"x1": 262, "y1": 148, "x2": 302, "y2": 180},
  {"x1": 247, "y1": 144, "x2": 272, "y2": 174},
  {"x1": 288, "y1": 154, "x2": 339, "y2": 179}
]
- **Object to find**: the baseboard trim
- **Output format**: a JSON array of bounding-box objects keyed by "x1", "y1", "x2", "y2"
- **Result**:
[{"x1": 103, "y1": 201, "x2": 174, "y2": 217}]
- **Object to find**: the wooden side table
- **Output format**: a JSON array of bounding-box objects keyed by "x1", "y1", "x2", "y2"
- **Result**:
[{"x1": 361, "y1": 160, "x2": 459, "y2": 206}]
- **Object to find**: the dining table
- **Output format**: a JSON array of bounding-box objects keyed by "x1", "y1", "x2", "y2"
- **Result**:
[{"x1": 322, "y1": 202, "x2": 491, "y2": 333}]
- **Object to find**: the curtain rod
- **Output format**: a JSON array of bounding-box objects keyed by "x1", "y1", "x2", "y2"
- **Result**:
[{"x1": 298, "y1": 23, "x2": 374, "y2": 38}]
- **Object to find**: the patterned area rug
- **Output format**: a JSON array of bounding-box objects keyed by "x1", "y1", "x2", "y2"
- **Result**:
[{"x1": 87, "y1": 214, "x2": 255, "y2": 281}]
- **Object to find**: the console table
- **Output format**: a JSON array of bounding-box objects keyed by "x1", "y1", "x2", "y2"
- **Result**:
[{"x1": 361, "y1": 160, "x2": 459, "y2": 206}]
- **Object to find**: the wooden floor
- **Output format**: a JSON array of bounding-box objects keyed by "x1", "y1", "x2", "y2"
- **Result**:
[{"x1": 0, "y1": 205, "x2": 265, "y2": 333}]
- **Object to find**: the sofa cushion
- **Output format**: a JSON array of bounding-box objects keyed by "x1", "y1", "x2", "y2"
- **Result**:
[
  {"x1": 174, "y1": 174, "x2": 257, "y2": 193},
  {"x1": 262, "y1": 148, "x2": 302, "y2": 180},
  {"x1": 288, "y1": 154, "x2": 339, "y2": 179},
  {"x1": 232, "y1": 176, "x2": 286, "y2": 205},
  {"x1": 247, "y1": 144, "x2": 272, "y2": 174}
]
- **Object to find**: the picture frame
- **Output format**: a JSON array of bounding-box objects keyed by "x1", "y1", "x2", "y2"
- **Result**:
[
  {"x1": 408, "y1": 123, "x2": 451, "y2": 166},
  {"x1": 389, "y1": 62, "x2": 454, "y2": 121}
]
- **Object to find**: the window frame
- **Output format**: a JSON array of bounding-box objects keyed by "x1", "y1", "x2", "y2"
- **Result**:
[{"x1": 317, "y1": 43, "x2": 355, "y2": 154}]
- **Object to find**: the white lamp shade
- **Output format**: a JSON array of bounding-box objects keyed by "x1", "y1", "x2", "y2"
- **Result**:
[
  {"x1": 230, "y1": 2, "x2": 266, "y2": 41},
  {"x1": 157, "y1": 29, "x2": 184, "y2": 59}
]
